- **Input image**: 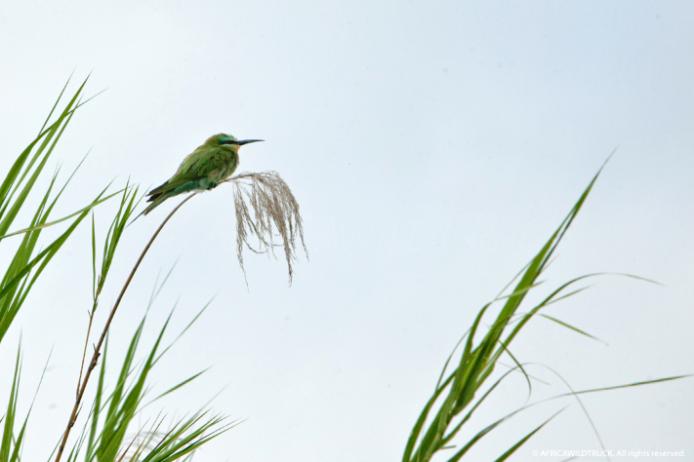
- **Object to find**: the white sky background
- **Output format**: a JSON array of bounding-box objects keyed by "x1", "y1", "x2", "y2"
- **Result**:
[{"x1": 1, "y1": 1, "x2": 693, "y2": 460}]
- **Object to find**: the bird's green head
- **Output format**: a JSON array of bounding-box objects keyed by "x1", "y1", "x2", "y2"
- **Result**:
[{"x1": 206, "y1": 133, "x2": 264, "y2": 150}]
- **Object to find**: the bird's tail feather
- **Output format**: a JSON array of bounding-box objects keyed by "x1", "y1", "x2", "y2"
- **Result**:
[
  {"x1": 142, "y1": 195, "x2": 168, "y2": 215},
  {"x1": 146, "y1": 180, "x2": 170, "y2": 202},
  {"x1": 142, "y1": 179, "x2": 202, "y2": 215}
]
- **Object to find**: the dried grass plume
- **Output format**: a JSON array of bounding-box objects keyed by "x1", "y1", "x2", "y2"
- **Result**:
[{"x1": 226, "y1": 171, "x2": 307, "y2": 282}]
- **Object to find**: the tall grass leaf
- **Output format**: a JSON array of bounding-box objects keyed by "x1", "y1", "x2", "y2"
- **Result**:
[
  {"x1": 493, "y1": 408, "x2": 565, "y2": 462},
  {"x1": 0, "y1": 189, "x2": 106, "y2": 342},
  {"x1": 540, "y1": 314, "x2": 607, "y2": 345},
  {"x1": 0, "y1": 188, "x2": 121, "y2": 243},
  {"x1": 554, "y1": 374, "x2": 691, "y2": 398},
  {"x1": 0, "y1": 347, "x2": 21, "y2": 462},
  {"x1": 0, "y1": 79, "x2": 86, "y2": 236}
]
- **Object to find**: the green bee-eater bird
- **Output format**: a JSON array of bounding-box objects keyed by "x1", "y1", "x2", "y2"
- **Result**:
[{"x1": 143, "y1": 133, "x2": 263, "y2": 215}]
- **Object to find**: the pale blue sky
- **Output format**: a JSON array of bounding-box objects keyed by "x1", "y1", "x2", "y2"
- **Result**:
[{"x1": 1, "y1": 1, "x2": 693, "y2": 460}]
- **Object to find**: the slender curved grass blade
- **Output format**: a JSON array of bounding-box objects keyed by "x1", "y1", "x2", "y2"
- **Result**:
[{"x1": 494, "y1": 409, "x2": 564, "y2": 462}]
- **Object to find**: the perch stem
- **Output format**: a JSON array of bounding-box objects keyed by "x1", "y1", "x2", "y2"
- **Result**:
[{"x1": 54, "y1": 192, "x2": 197, "y2": 462}]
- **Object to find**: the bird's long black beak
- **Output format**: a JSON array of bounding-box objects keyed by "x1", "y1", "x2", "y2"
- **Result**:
[{"x1": 235, "y1": 139, "x2": 264, "y2": 146}]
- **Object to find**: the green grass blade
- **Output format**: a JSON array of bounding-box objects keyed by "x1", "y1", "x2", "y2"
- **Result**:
[
  {"x1": 494, "y1": 409, "x2": 564, "y2": 462},
  {"x1": 540, "y1": 314, "x2": 607, "y2": 345},
  {"x1": 0, "y1": 347, "x2": 22, "y2": 462}
]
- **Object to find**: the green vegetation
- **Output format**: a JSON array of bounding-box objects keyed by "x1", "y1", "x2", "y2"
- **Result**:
[
  {"x1": 0, "y1": 79, "x2": 686, "y2": 461},
  {"x1": 0, "y1": 79, "x2": 302, "y2": 461},
  {"x1": 402, "y1": 165, "x2": 688, "y2": 461}
]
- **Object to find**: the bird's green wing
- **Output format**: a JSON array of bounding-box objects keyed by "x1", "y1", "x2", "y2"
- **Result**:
[
  {"x1": 146, "y1": 146, "x2": 236, "y2": 204},
  {"x1": 143, "y1": 146, "x2": 237, "y2": 215},
  {"x1": 172, "y1": 146, "x2": 234, "y2": 182}
]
